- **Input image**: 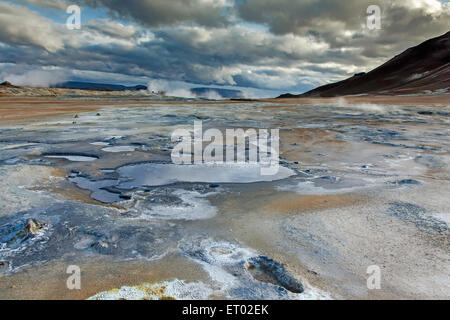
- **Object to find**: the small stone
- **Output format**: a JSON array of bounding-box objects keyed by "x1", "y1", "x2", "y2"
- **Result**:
[
  {"x1": 0, "y1": 261, "x2": 8, "y2": 270},
  {"x1": 97, "y1": 241, "x2": 108, "y2": 248},
  {"x1": 391, "y1": 179, "x2": 421, "y2": 185},
  {"x1": 25, "y1": 219, "x2": 45, "y2": 235}
]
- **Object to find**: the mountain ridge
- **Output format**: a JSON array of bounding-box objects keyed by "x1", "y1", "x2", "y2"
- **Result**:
[
  {"x1": 278, "y1": 31, "x2": 450, "y2": 98},
  {"x1": 53, "y1": 81, "x2": 147, "y2": 91}
]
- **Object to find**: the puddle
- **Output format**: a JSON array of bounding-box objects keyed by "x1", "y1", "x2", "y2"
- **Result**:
[
  {"x1": 102, "y1": 146, "x2": 137, "y2": 153},
  {"x1": 67, "y1": 162, "x2": 295, "y2": 205},
  {"x1": 99, "y1": 169, "x2": 115, "y2": 173},
  {"x1": 69, "y1": 176, "x2": 122, "y2": 203},
  {"x1": 90, "y1": 142, "x2": 110, "y2": 146},
  {"x1": 45, "y1": 155, "x2": 98, "y2": 162},
  {"x1": 117, "y1": 163, "x2": 296, "y2": 189}
]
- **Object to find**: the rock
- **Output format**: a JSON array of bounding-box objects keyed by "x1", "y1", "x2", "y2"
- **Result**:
[
  {"x1": 418, "y1": 111, "x2": 434, "y2": 116},
  {"x1": 245, "y1": 256, "x2": 304, "y2": 293},
  {"x1": 1, "y1": 218, "x2": 46, "y2": 247},
  {"x1": 307, "y1": 269, "x2": 318, "y2": 276},
  {"x1": 391, "y1": 179, "x2": 421, "y2": 185},
  {"x1": 0, "y1": 261, "x2": 9, "y2": 273},
  {"x1": 74, "y1": 114, "x2": 79, "y2": 118},
  {"x1": 0, "y1": 81, "x2": 18, "y2": 88},
  {"x1": 25, "y1": 219, "x2": 45, "y2": 235},
  {"x1": 90, "y1": 240, "x2": 115, "y2": 255},
  {"x1": 96, "y1": 113, "x2": 101, "y2": 116}
]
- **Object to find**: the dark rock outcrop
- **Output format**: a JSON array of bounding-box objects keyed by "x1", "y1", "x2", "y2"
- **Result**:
[
  {"x1": 245, "y1": 256, "x2": 304, "y2": 293},
  {"x1": 0, "y1": 81, "x2": 18, "y2": 88}
]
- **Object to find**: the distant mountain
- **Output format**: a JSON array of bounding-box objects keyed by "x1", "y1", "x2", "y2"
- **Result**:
[
  {"x1": 54, "y1": 81, "x2": 147, "y2": 91},
  {"x1": 278, "y1": 31, "x2": 450, "y2": 98},
  {"x1": 191, "y1": 87, "x2": 244, "y2": 99}
]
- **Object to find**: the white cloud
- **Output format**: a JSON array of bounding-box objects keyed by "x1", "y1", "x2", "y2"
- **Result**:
[
  {"x1": 1, "y1": 68, "x2": 68, "y2": 87},
  {"x1": 87, "y1": 19, "x2": 137, "y2": 39},
  {"x1": 0, "y1": 2, "x2": 64, "y2": 52},
  {"x1": 13, "y1": 0, "x2": 69, "y2": 10},
  {"x1": 394, "y1": 0, "x2": 444, "y2": 15}
]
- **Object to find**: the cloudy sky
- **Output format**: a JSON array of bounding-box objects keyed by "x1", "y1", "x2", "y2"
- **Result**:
[{"x1": 0, "y1": 0, "x2": 449, "y2": 97}]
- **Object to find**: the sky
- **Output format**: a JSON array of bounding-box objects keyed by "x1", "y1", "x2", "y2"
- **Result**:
[{"x1": 0, "y1": 0, "x2": 449, "y2": 97}]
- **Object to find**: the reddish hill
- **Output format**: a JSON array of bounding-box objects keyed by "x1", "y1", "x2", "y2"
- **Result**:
[{"x1": 279, "y1": 31, "x2": 450, "y2": 98}]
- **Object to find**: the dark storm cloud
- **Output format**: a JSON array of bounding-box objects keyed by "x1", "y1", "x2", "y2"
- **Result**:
[
  {"x1": 13, "y1": 0, "x2": 68, "y2": 10},
  {"x1": 79, "y1": 0, "x2": 230, "y2": 28},
  {"x1": 0, "y1": 0, "x2": 448, "y2": 92},
  {"x1": 0, "y1": 8, "x2": 340, "y2": 90},
  {"x1": 237, "y1": 0, "x2": 370, "y2": 35},
  {"x1": 236, "y1": 0, "x2": 450, "y2": 58}
]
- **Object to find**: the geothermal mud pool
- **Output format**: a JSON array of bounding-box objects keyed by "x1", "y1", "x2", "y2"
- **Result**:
[{"x1": 0, "y1": 101, "x2": 449, "y2": 299}]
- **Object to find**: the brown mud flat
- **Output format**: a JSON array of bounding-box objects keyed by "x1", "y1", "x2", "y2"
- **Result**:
[
  {"x1": 0, "y1": 254, "x2": 208, "y2": 300},
  {"x1": 0, "y1": 94, "x2": 448, "y2": 300},
  {"x1": 261, "y1": 193, "x2": 359, "y2": 213},
  {"x1": 0, "y1": 97, "x2": 241, "y2": 124},
  {"x1": 0, "y1": 94, "x2": 448, "y2": 125}
]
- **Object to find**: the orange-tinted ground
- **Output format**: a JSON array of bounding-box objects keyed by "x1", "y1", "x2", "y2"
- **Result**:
[{"x1": 0, "y1": 94, "x2": 448, "y2": 124}]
